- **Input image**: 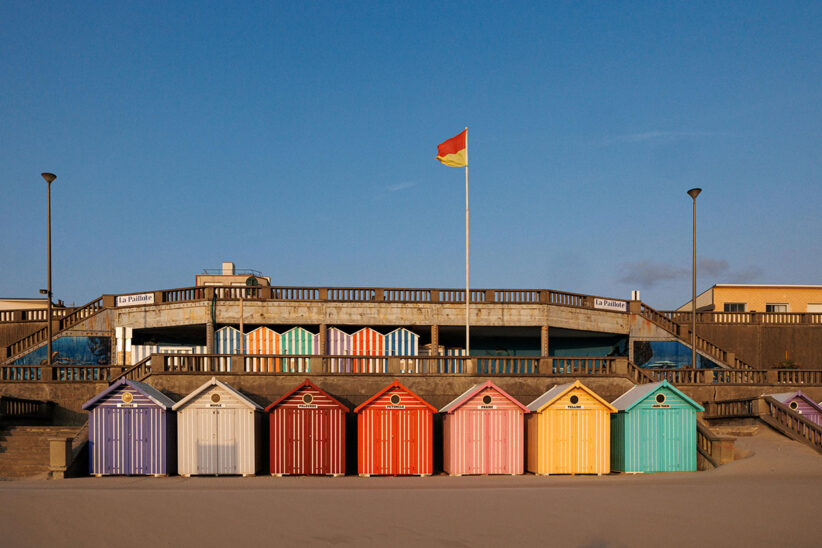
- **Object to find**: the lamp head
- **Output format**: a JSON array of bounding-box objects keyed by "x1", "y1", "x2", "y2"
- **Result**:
[
  {"x1": 687, "y1": 188, "x2": 702, "y2": 200},
  {"x1": 41, "y1": 172, "x2": 57, "y2": 184}
]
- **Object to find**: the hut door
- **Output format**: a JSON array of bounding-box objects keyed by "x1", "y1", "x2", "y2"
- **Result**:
[
  {"x1": 132, "y1": 408, "x2": 151, "y2": 475},
  {"x1": 486, "y1": 411, "x2": 508, "y2": 474},
  {"x1": 310, "y1": 409, "x2": 331, "y2": 475},
  {"x1": 217, "y1": 409, "x2": 238, "y2": 474},
  {"x1": 466, "y1": 410, "x2": 483, "y2": 474},
  {"x1": 284, "y1": 408, "x2": 306, "y2": 474},
  {"x1": 373, "y1": 410, "x2": 393, "y2": 475},
  {"x1": 197, "y1": 410, "x2": 218, "y2": 474},
  {"x1": 397, "y1": 410, "x2": 418, "y2": 475},
  {"x1": 105, "y1": 407, "x2": 127, "y2": 475}
]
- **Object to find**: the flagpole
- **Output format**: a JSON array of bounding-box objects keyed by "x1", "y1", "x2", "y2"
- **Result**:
[{"x1": 465, "y1": 127, "x2": 470, "y2": 358}]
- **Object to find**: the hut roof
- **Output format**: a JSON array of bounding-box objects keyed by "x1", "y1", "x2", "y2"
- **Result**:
[
  {"x1": 610, "y1": 380, "x2": 703, "y2": 412},
  {"x1": 440, "y1": 380, "x2": 529, "y2": 413},
  {"x1": 171, "y1": 376, "x2": 262, "y2": 411},
  {"x1": 82, "y1": 378, "x2": 176, "y2": 410},
  {"x1": 265, "y1": 379, "x2": 349, "y2": 412},
  {"x1": 769, "y1": 390, "x2": 822, "y2": 413},
  {"x1": 354, "y1": 379, "x2": 437, "y2": 413},
  {"x1": 526, "y1": 380, "x2": 616, "y2": 413}
]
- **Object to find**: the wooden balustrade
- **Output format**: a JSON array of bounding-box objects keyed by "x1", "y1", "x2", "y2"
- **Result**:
[
  {"x1": 696, "y1": 421, "x2": 736, "y2": 468},
  {"x1": 0, "y1": 395, "x2": 53, "y2": 420},
  {"x1": 109, "y1": 356, "x2": 153, "y2": 383},
  {"x1": 640, "y1": 303, "x2": 682, "y2": 336},
  {"x1": 761, "y1": 396, "x2": 822, "y2": 453},
  {"x1": 777, "y1": 370, "x2": 822, "y2": 385},
  {"x1": 161, "y1": 287, "x2": 205, "y2": 303},
  {"x1": 703, "y1": 397, "x2": 758, "y2": 419},
  {"x1": 0, "y1": 308, "x2": 73, "y2": 324},
  {"x1": 0, "y1": 364, "x2": 111, "y2": 382},
  {"x1": 627, "y1": 362, "x2": 656, "y2": 384},
  {"x1": 664, "y1": 311, "x2": 822, "y2": 325},
  {"x1": 709, "y1": 369, "x2": 768, "y2": 384}
]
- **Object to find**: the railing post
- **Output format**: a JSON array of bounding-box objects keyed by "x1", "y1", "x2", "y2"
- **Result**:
[
  {"x1": 612, "y1": 357, "x2": 628, "y2": 378},
  {"x1": 231, "y1": 355, "x2": 245, "y2": 373},
  {"x1": 464, "y1": 358, "x2": 475, "y2": 375},
  {"x1": 374, "y1": 288, "x2": 384, "y2": 301},
  {"x1": 102, "y1": 294, "x2": 116, "y2": 308},
  {"x1": 628, "y1": 300, "x2": 641, "y2": 314},
  {"x1": 539, "y1": 290, "x2": 548, "y2": 304},
  {"x1": 150, "y1": 354, "x2": 164, "y2": 374},
  {"x1": 430, "y1": 289, "x2": 440, "y2": 303},
  {"x1": 386, "y1": 357, "x2": 402, "y2": 375},
  {"x1": 153, "y1": 290, "x2": 164, "y2": 304},
  {"x1": 485, "y1": 289, "x2": 495, "y2": 303},
  {"x1": 766, "y1": 369, "x2": 779, "y2": 385},
  {"x1": 319, "y1": 324, "x2": 328, "y2": 372},
  {"x1": 48, "y1": 437, "x2": 72, "y2": 479},
  {"x1": 318, "y1": 288, "x2": 328, "y2": 301}
]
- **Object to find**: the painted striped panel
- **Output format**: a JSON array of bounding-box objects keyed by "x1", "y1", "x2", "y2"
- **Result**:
[
  {"x1": 385, "y1": 328, "x2": 420, "y2": 373},
  {"x1": 527, "y1": 387, "x2": 611, "y2": 475},
  {"x1": 351, "y1": 328, "x2": 385, "y2": 374},
  {"x1": 215, "y1": 326, "x2": 244, "y2": 372},
  {"x1": 443, "y1": 347, "x2": 466, "y2": 374},
  {"x1": 327, "y1": 327, "x2": 352, "y2": 373},
  {"x1": 357, "y1": 387, "x2": 433, "y2": 476},
  {"x1": 783, "y1": 396, "x2": 822, "y2": 427},
  {"x1": 88, "y1": 385, "x2": 170, "y2": 475},
  {"x1": 176, "y1": 386, "x2": 259, "y2": 476},
  {"x1": 130, "y1": 345, "x2": 206, "y2": 365},
  {"x1": 270, "y1": 407, "x2": 345, "y2": 475},
  {"x1": 245, "y1": 327, "x2": 280, "y2": 372},
  {"x1": 280, "y1": 327, "x2": 318, "y2": 373},
  {"x1": 443, "y1": 388, "x2": 525, "y2": 475}
]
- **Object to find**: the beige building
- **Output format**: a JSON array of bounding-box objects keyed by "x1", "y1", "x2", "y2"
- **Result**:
[
  {"x1": 0, "y1": 298, "x2": 50, "y2": 311},
  {"x1": 678, "y1": 284, "x2": 822, "y2": 313},
  {"x1": 194, "y1": 262, "x2": 270, "y2": 287}
]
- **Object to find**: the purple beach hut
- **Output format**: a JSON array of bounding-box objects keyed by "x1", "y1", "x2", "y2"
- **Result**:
[
  {"x1": 82, "y1": 378, "x2": 176, "y2": 476},
  {"x1": 769, "y1": 390, "x2": 822, "y2": 427}
]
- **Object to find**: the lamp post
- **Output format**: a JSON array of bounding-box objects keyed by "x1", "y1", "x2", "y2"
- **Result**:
[
  {"x1": 41, "y1": 172, "x2": 57, "y2": 367},
  {"x1": 687, "y1": 187, "x2": 702, "y2": 369}
]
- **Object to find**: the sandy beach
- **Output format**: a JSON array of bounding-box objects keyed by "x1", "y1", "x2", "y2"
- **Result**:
[{"x1": 1, "y1": 429, "x2": 820, "y2": 548}]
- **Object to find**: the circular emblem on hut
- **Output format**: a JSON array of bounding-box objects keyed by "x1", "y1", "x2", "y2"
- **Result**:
[
  {"x1": 390, "y1": 394, "x2": 401, "y2": 405},
  {"x1": 790, "y1": 401, "x2": 798, "y2": 410},
  {"x1": 211, "y1": 393, "x2": 221, "y2": 404},
  {"x1": 121, "y1": 392, "x2": 133, "y2": 404},
  {"x1": 482, "y1": 395, "x2": 492, "y2": 405},
  {"x1": 569, "y1": 395, "x2": 579, "y2": 405},
  {"x1": 655, "y1": 394, "x2": 666, "y2": 404},
  {"x1": 302, "y1": 393, "x2": 314, "y2": 405}
]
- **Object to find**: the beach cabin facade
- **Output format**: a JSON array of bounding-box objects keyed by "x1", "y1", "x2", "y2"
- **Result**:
[
  {"x1": 280, "y1": 327, "x2": 319, "y2": 373},
  {"x1": 385, "y1": 328, "x2": 420, "y2": 373},
  {"x1": 266, "y1": 379, "x2": 348, "y2": 476},
  {"x1": 82, "y1": 379, "x2": 176, "y2": 476},
  {"x1": 441, "y1": 381, "x2": 529, "y2": 475},
  {"x1": 526, "y1": 381, "x2": 615, "y2": 475},
  {"x1": 355, "y1": 380, "x2": 436, "y2": 476},
  {"x1": 351, "y1": 327, "x2": 385, "y2": 373},
  {"x1": 327, "y1": 327, "x2": 352, "y2": 373},
  {"x1": 770, "y1": 390, "x2": 822, "y2": 427},
  {"x1": 215, "y1": 326, "x2": 244, "y2": 371},
  {"x1": 245, "y1": 326, "x2": 280, "y2": 372},
  {"x1": 610, "y1": 380, "x2": 704, "y2": 473},
  {"x1": 173, "y1": 377, "x2": 263, "y2": 476}
]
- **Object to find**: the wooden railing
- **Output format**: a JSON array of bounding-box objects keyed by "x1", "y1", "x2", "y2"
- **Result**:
[
  {"x1": 627, "y1": 362, "x2": 657, "y2": 384},
  {"x1": 703, "y1": 397, "x2": 759, "y2": 419},
  {"x1": 696, "y1": 421, "x2": 735, "y2": 468},
  {"x1": 663, "y1": 311, "x2": 822, "y2": 326},
  {"x1": 0, "y1": 395, "x2": 53, "y2": 421},
  {"x1": 5, "y1": 297, "x2": 105, "y2": 360},
  {"x1": 109, "y1": 356, "x2": 153, "y2": 383},
  {"x1": 710, "y1": 369, "x2": 769, "y2": 384}
]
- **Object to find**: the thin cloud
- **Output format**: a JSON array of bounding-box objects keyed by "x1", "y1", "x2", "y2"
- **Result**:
[
  {"x1": 618, "y1": 261, "x2": 688, "y2": 288},
  {"x1": 605, "y1": 130, "x2": 721, "y2": 145},
  {"x1": 387, "y1": 181, "x2": 418, "y2": 192},
  {"x1": 698, "y1": 258, "x2": 729, "y2": 277},
  {"x1": 619, "y1": 257, "x2": 761, "y2": 288}
]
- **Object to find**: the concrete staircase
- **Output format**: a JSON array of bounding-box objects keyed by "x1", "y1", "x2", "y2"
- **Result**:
[{"x1": 0, "y1": 426, "x2": 80, "y2": 478}]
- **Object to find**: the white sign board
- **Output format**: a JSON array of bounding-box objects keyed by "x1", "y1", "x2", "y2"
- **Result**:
[
  {"x1": 116, "y1": 293, "x2": 155, "y2": 307},
  {"x1": 594, "y1": 298, "x2": 627, "y2": 312}
]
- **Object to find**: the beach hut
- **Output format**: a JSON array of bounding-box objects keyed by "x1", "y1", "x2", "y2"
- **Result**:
[
  {"x1": 769, "y1": 390, "x2": 822, "y2": 427},
  {"x1": 351, "y1": 327, "x2": 385, "y2": 373},
  {"x1": 355, "y1": 380, "x2": 436, "y2": 476},
  {"x1": 526, "y1": 381, "x2": 615, "y2": 475},
  {"x1": 327, "y1": 327, "x2": 352, "y2": 373},
  {"x1": 385, "y1": 328, "x2": 420, "y2": 373},
  {"x1": 245, "y1": 326, "x2": 280, "y2": 372},
  {"x1": 610, "y1": 380, "x2": 704, "y2": 473},
  {"x1": 82, "y1": 378, "x2": 176, "y2": 476},
  {"x1": 280, "y1": 327, "x2": 319, "y2": 373},
  {"x1": 215, "y1": 326, "x2": 244, "y2": 371},
  {"x1": 440, "y1": 380, "x2": 529, "y2": 475},
  {"x1": 266, "y1": 379, "x2": 348, "y2": 476},
  {"x1": 173, "y1": 377, "x2": 263, "y2": 476},
  {"x1": 130, "y1": 344, "x2": 207, "y2": 365}
]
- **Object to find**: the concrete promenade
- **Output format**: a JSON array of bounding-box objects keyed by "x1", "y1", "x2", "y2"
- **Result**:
[{"x1": 0, "y1": 429, "x2": 820, "y2": 547}]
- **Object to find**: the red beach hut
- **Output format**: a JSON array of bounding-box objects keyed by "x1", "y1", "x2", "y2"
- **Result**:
[
  {"x1": 266, "y1": 379, "x2": 349, "y2": 476},
  {"x1": 440, "y1": 381, "x2": 529, "y2": 475},
  {"x1": 355, "y1": 380, "x2": 436, "y2": 476}
]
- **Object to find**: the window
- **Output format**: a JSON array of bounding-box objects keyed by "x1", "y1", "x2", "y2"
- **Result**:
[
  {"x1": 766, "y1": 303, "x2": 788, "y2": 313},
  {"x1": 724, "y1": 303, "x2": 746, "y2": 312}
]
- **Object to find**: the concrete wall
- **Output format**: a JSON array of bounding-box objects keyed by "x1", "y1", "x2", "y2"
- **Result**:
[
  {"x1": 0, "y1": 322, "x2": 46, "y2": 349},
  {"x1": 695, "y1": 324, "x2": 822, "y2": 369}
]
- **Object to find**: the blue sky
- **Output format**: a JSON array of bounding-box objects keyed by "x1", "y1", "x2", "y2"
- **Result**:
[{"x1": 2, "y1": 1, "x2": 820, "y2": 309}]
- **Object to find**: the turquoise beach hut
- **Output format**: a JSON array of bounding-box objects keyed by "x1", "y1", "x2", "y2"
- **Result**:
[{"x1": 610, "y1": 380, "x2": 704, "y2": 473}]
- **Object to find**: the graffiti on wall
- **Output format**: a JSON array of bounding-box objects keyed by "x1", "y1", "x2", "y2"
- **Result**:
[
  {"x1": 13, "y1": 336, "x2": 111, "y2": 366},
  {"x1": 633, "y1": 340, "x2": 720, "y2": 369}
]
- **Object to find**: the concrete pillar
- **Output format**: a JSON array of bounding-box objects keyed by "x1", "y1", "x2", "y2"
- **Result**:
[
  {"x1": 206, "y1": 287, "x2": 216, "y2": 354},
  {"x1": 319, "y1": 324, "x2": 328, "y2": 372},
  {"x1": 628, "y1": 300, "x2": 642, "y2": 314},
  {"x1": 48, "y1": 437, "x2": 72, "y2": 479},
  {"x1": 102, "y1": 294, "x2": 116, "y2": 308},
  {"x1": 430, "y1": 325, "x2": 439, "y2": 353},
  {"x1": 539, "y1": 325, "x2": 550, "y2": 374}
]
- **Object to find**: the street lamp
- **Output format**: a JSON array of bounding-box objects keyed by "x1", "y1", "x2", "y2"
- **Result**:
[
  {"x1": 687, "y1": 187, "x2": 702, "y2": 369},
  {"x1": 41, "y1": 172, "x2": 56, "y2": 367}
]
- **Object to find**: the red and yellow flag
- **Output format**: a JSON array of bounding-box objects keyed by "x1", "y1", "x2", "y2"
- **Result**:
[{"x1": 435, "y1": 129, "x2": 467, "y2": 167}]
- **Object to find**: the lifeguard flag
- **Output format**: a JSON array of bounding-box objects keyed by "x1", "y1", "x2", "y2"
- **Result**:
[{"x1": 436, "y1": 129, "x2": 467, "y2": 167}]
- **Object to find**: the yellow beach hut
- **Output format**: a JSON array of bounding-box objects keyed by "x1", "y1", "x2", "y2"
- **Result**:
[{"x1": 526, "y1": 380, "x2": 616, "y2": 475}]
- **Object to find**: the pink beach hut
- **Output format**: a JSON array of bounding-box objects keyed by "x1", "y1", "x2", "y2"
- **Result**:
[{"x1": 440, "y1": 380, "x2": 529, "y2": 475}]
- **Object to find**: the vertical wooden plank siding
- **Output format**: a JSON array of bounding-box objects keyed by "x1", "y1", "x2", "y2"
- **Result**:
[
  {"x1": 443, "y1": 388, "x2": 524, "y2": 475},
  {"x1": 784, "y1": 396, "x2": 822, "y2": 427},
  {"x1": 357, "y1": 388, "x2": 433, "y2": 476},
  {"x1": 280, "y1": 327, "x2": 318, "y2": 373},
  {"x1": 88, "y1": 386, "x2": 169, "y2": 475},
  {"x1": 528, "y1": 388, "x2": 611, "y2": 475},
  {"x1": 176, "y1": 385, "x2": 258, "y2": 476},
  {"x1": 385, "y1": 328, "x2": 420, "y2": 373},
  {"x1": 246, "y1": 327, "x2": 280, "y2": 372},
  {"x1": 215, "y1": 327, "x2": 243, "y2": 371},
  {"x1": 351, "y1": 328, "x2": 385, "y2": 373},
  {"x1": 269, "y1": 386, "x2": 346, "y2": 475},
  {"x1": 327, "y1": 327, "x2": 352, "y2": 373},
  {"x1": 130, "y1": 345, "x2": 206, "y2": 365}
]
